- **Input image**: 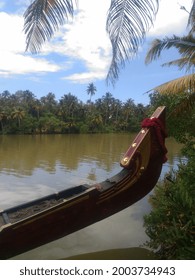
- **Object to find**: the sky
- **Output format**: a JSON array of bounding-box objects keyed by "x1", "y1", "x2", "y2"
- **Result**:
[{"x1": 0, "y1": 0, "x2": 193, "y2": 105}]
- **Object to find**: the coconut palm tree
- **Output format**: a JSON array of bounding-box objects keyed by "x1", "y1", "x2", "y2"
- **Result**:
[
  {"x1": 0, "y1": 110, "x2": 6, "y2": 133},
  {"x1": 40, "y1": 92, "x2": 57, "y2": 113},
  {"x1": 145, "y1": 2, "x2": 195, "y2": 113},
  {"x1": 86, "y1": 83, "x2": 97, "y2": 102},
  {"x1": 12, "y1": 108, "x2": 25, "y2": 128},
  {"x1": 23, "y1": 0, "x2": 160, "y2": 85},
  {"x1": 59, "y1": 92, "x2": 79, "y2": 121}
]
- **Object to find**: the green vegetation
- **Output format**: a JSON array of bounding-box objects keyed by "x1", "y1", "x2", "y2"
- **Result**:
[
  {"x1": 144, "y1": 141, "x2": 195, "y2": 259},
  {"x1": 0, "y1": 89, "x2": 148, "y2": 135}
]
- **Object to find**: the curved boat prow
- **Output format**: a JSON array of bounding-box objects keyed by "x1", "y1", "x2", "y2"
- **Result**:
[{"x1": 121, "y1": 106, "x2": 167, "y2": 169}]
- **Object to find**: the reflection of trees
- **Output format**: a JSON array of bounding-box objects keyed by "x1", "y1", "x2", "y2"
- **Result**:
[
  {"x1": 165, "y1": 138, "x2": 183, "y2": 166},
  {"x1": 0, "y1": 135, "x2": 132, "y2": 176},
  {"x1": 0, "y1": 135, "x2": 182, "y2": 178}
]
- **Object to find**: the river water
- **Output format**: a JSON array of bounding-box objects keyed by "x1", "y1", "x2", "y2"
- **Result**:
[{"x1": 0, "y1": 134, "x2": 183, "y2": 259}]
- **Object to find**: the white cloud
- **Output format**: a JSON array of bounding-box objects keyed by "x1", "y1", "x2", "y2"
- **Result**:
[
  {"x1": 148, "y1": 0, "x2": 192, "y2": 37},
  {"x1": 44, "y1": 0, "x2": 112, "y2": 83},
  {"x1": 0, "y1": 12, "x2": 26, "y2": 52},
  {"x1": 0, "y1": 51, "x2": 60, "y2": 76},
  {"x1": 0, "y1": 12, "x2": 60, "y2": 77},
  {"x1": 62, "y1": 71, "x2": 106, "y2": 84}
]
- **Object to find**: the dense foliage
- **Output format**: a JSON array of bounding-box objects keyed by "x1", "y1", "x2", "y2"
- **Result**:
[
  {"x1": 0, "y1": 90, "x2": 148, "y2": 134},
  {"x1": 144, "y1": 142, "x2": 195, "y2": 259},
  {"x1": 149, "y1": 92, "x2": 195, "y2": 142}
]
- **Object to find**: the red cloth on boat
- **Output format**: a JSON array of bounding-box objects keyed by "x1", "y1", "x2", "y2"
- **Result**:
[{"x1": 141, "y1": 117, "x2": 168, "y2": 163}]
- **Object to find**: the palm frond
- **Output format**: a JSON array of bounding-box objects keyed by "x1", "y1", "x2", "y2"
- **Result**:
[
  {"x1": 151, "y1": 74, "x2": 195, "y2": 95},
  {"x1": 162, "y1": 57, "x2": 195, "y2": 72},
  {"x1": 106, "y1": 0, "x2": 159, "y2": 85},
  {"x1": 24, "y1": 0, "x2": 75, "y2": 53},
  {"x1": 145, "y1": 35, "x2": 195, "y2": 65},
  {"x1": 188, "y1": 0, "x2": 195, "y2": 34}
]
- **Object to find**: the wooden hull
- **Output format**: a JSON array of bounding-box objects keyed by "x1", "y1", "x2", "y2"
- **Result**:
[{"x1": 0, "y1": 106, "x2": 167, "y2": 259}]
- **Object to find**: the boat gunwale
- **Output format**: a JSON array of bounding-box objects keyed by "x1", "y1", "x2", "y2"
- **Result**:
[
  {"x1": 0, "y1": 184, "x2": 92, "y2": 214},
  {"x1": 0, "y1": 186, "x2": 97, "y2": 227}
]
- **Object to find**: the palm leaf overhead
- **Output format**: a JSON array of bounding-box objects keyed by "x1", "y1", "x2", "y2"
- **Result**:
[
  {"x1": 106, "y1": 0, "x2": 159, "y2": 84},
  {"x1": 162, "y1": 57, "x2": 195, "y2": 72},
  {"x1": 24, "y1": 0, "x2": 75, "y2": 53},
  {"x1": 149, "y1": 74, "x2": 195, "y2": 95},
  {"x1": 188, "y1": 0, "x2": 195, "y2": 34},
  {"x1": 24, "y1": 0, "x2": 159, "y2": 84},
  {"x1": 145, "y1": 35, "x2": 195, "y2": 65},
  {"x1": 147, "y1": 74, "x2": 195, "y2": 116}
]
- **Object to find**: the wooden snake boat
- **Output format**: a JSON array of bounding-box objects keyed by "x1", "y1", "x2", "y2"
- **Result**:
[{"x1": 0, "y1": 106, "x2": 167, "y2": 259}]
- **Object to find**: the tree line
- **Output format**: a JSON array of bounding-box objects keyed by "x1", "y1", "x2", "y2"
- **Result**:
[{"x1": 0, "y1": 89, "x2": 148, "y2": 135}]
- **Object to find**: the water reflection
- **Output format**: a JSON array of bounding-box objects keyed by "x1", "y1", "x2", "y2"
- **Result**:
[
  {"x1": 0, "y1": 134, "x2": 183, "y2": 259},
  {"x1": 162, "y1": 137, "x2": 184, "y2": 177},
  {"x1": 0, "y1": 134, "x2": 132, "y2": 176},
  {"x1": 0, "y1": 134, "x2": 136, "y2": 208}
]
